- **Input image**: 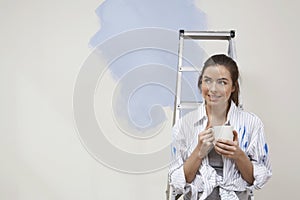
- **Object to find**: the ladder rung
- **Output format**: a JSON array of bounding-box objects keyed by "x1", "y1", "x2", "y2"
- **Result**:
[
  {"x1": 179, "y1": 66, "x2": 200, "y2": 72},
  {"x1": 180, "y1": 30, "x2": 235, "y2": 40},
  {"x1": 177, "y1": 102, "x2": 202, "y2": 109}
]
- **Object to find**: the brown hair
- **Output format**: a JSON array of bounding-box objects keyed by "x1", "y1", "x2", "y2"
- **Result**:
[{"x1": 198, "y1": 54, "x2": 240, "y2": 106}]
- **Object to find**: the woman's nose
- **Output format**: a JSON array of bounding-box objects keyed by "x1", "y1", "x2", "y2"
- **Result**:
[{"x1": 208, "y1": 82, "x2": 217, "y2": 92}]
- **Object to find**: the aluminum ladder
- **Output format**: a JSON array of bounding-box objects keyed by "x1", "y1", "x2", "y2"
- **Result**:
[{"x1": 166, "y1": 29, "x2": 252, "y2": 200}]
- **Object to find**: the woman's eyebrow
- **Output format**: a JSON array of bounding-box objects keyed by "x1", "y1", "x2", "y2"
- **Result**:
[
  {"x1": 218, "y1": 77, "x2": 229, "y2": 80},
  {"x1": 203, "y1": 76, "x2": 229, "y2": 81}
]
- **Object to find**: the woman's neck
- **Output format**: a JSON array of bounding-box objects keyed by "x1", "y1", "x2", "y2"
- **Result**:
[{"x1": 206, "y1": 102, "x2": 229, "y2": 127}]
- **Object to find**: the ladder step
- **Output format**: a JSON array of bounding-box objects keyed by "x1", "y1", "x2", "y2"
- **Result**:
[
  {"x1": 179, "y1": 66, "x2": 200, "y2": 72},
  {"x1": 177, "y1": 101, "x2": 202, "y2": 109},
  {"x1": 180, "y1": 30, "x2": 235, "y2": 40}
]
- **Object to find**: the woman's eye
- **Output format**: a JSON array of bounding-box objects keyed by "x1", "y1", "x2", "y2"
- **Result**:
[
  {"x1": 203, "y1": 79, "x2": 211, "y2": 84},
  {"x1": 217, "y1": 80, "x2": 227, "y2": 85}
]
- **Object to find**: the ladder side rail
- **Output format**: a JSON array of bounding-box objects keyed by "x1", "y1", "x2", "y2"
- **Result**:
[
  {"x1": 167, "y1": 30, "x2": 185, "y2": 200},
  {"x1": 227, "y1": 36, "x2": 243, "y2": 109},
  {"x1": 173, "y1": 30, "x2": 185, "y2": 125},
  {"x1": 228, "y1": 37, "x2": 237, "y2": 61}
]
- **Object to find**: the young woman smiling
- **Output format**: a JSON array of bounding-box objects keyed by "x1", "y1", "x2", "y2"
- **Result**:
[{"x1": 169, "y1": 54, "x2": 272, "y2": 200}]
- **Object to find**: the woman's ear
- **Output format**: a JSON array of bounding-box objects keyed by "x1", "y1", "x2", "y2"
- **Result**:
[
  {"x1": 231, "y1": 86, "x2": 235, "y2": 93},
  {"x1": 231, "y1": 82, "x2": 237, "y2": 93}
]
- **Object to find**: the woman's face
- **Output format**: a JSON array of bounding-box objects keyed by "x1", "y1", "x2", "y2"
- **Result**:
[{"x1": 201, "y1": 65, "x2": 235, "y2": 107}]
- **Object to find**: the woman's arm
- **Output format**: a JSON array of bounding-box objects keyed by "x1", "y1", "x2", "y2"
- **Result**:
[
  {"x1": 184, "y1": 128, "x2": 214, "y2": 183},
  {"x1": 234, "y1": 150, "x2": 254, "y2": 184},
  {"x1": 183, "y1": 146, "x2": 203, "y2": 183}
]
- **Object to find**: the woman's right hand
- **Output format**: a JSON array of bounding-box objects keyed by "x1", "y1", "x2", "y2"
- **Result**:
[{"x1": 197, "y1": 128, "x2": 215, "y2": 158}]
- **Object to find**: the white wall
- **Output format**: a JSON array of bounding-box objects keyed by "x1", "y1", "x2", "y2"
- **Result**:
[{"x1": 1, "y1": 0, "x2": 300, "y2": 199}]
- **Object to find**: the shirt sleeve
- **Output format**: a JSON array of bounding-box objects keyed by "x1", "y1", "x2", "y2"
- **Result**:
[
  {"x1": 247, "y1": 119, "x2": 272, "y2": 189},
  {"x1": 168, "y1": 120, "x2": 188, "y2": 194}
]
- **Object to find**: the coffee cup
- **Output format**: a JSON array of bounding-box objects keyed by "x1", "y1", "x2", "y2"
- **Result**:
[{"x1": 213, "y1": 125, "x2": 234, "y2": 141}]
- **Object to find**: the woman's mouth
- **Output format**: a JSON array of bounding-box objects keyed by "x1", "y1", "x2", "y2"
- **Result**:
[{"x1": 208, "y1": 94, "x2": 221, "y2": 101}]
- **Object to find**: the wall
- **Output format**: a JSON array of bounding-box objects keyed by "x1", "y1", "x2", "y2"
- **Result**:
[{"x1": 1, "y1": 0, "x2": 299, "y2": 199}]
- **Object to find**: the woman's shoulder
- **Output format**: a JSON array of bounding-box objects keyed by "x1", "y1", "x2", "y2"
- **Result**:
[
  {"x1": 234, "y1": 106, "x2": 264, "y2": 126},
  {"x1": 177, "y1": 108, "x2": 200, "y2": 125},
  {"x1": 173, "y1": 102, "x2": 205, "y2": 129}
]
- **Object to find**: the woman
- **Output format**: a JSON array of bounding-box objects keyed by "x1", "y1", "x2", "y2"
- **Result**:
[{"x1": 169, "y1": 54, "x2": 272, "y2": 200}]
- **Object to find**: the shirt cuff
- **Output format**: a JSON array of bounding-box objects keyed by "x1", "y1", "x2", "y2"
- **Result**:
[
  {"x1": 170, "y1": 165, "x2": 187, "y2": 194},
  {"x1": 252, "y1": 163, "x2": 272, "y2": 189}
]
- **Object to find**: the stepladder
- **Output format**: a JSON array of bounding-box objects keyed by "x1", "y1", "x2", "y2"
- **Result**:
[
  {"x1": 166, "y1": 30, "x2": 253, "y2": 200},
  {"x1": 173, "y1": 29, "x2": 237, "y2": 124}
]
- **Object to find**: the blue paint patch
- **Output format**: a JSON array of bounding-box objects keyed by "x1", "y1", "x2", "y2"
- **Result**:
[
  {"x1": 262, "y1": 155, "x2": 266, "y2": 164},
  {"x1": 244, "y1": 141, "x2": 248, "y2": 149},
  {"x1": 238, "y1": 126, "x2": 248, "y2": 151},
  {"x1": 173, "y1": 147, "x2": 177, "y2": 155},
  {"x1": 264, "y1": 143, "x2": 269, "y2": 154},
  {"x1": 240, "y1": 126, "x2": 246, "y2": 146},
  {"x1": 88, "y1": 0, "x2": 207, "y2": 132},
  {"x1": 241, "y1": 126, "x2": 246, "y2": 141}
]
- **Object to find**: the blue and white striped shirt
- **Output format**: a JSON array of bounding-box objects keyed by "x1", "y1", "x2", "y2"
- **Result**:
[{"x1": 169, "y1": 101, "x2": 272, "y2": 200}]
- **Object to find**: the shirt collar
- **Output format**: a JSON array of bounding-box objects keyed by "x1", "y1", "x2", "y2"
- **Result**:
[
  {"x1": 226, "y1": 101, "x2": 238, "y2": 125},
  {"x1": 194, "y1": 100, "x2": 238, "y2": 126},
  {"x1": 193, "y1": 102, "x2": 207, "y2": 127}
]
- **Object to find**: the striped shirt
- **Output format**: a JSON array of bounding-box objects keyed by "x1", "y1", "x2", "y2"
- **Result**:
[{"x1": 169, "y1": 101, "x2": 272, "y2": 200}]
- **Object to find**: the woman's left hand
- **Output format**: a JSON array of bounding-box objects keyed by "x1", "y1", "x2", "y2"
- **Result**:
[{"x1": 214, "y1": 130, "x2": 242, "y2": 160}]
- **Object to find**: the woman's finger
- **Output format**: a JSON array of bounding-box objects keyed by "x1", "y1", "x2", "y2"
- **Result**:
[
  {"x1": 233, "y1": 130, "x2": 238, "y2": 142},
  {"x1": 216, "y1": 141, "x2": 236, "y2": 151}
]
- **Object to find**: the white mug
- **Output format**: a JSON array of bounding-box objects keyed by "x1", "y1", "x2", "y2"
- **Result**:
[{"x1": 213, "y1": 125, "x2": 234, "y2": 141}]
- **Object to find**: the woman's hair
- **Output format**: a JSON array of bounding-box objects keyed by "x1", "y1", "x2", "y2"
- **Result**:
[{"x1": 198, "y1": 54, "x2": 240, "y2": 106}]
